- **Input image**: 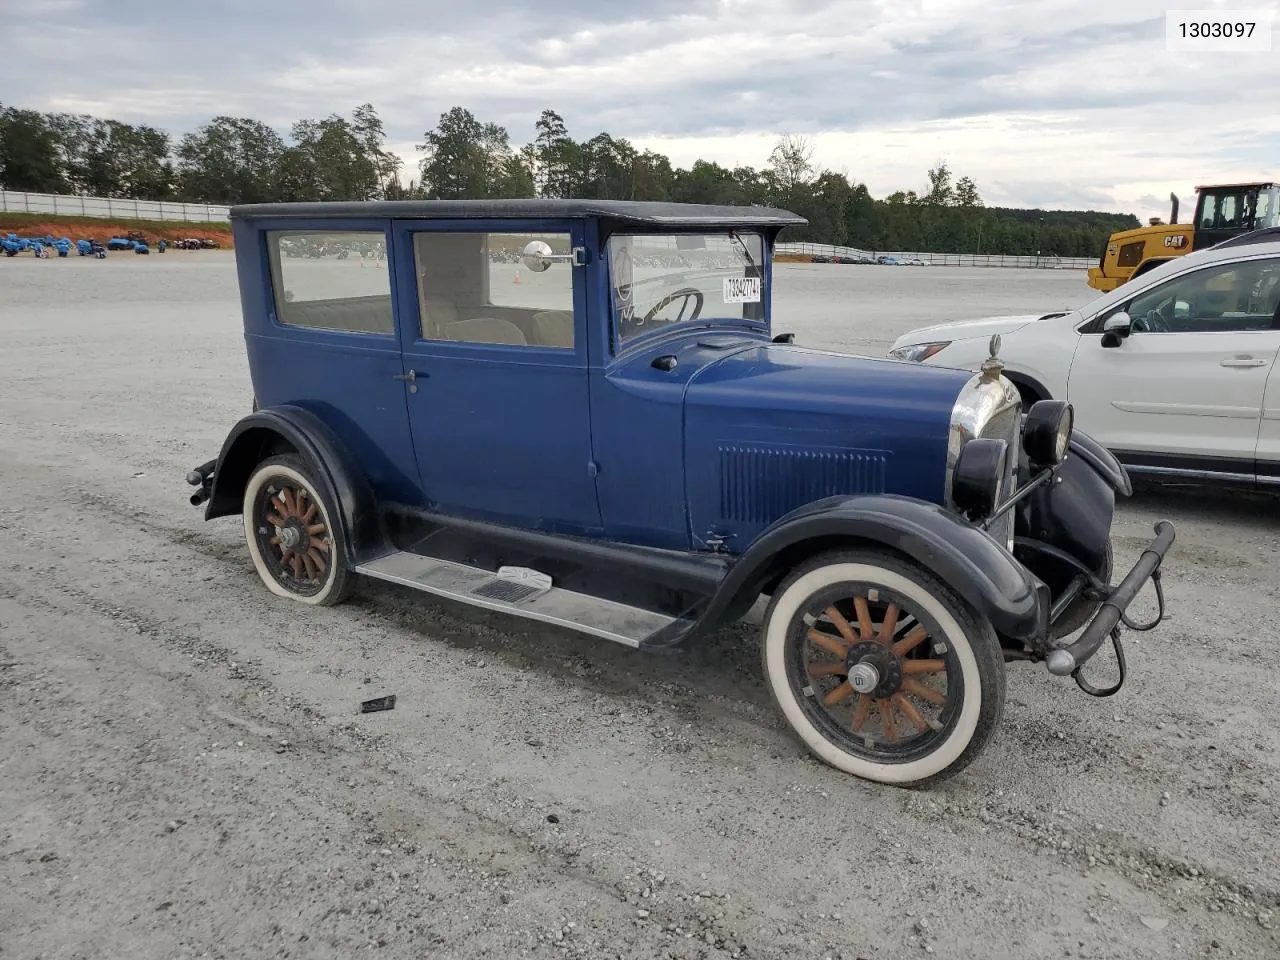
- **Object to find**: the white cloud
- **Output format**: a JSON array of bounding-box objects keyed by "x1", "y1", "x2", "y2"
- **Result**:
[{"x1": 3, "y1": 0, "x2": 1278, "y2": 216}]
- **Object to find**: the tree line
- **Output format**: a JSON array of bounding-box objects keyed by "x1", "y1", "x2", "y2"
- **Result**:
[{"x1": 0, "y1": 102, "x2": 1138, "y2": 256}]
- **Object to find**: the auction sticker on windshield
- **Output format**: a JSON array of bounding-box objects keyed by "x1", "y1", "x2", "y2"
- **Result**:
[{"x1": 723, "y1": 276, "x2": 761, "y2": 303}]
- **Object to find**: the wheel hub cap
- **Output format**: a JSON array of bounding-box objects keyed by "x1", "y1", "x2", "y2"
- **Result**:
[
  {"x1": 849, "y1": 661, "x2": 880, "y2": 694},
  {"x1": 279, "y1": 525, "x2": 302, "y2": 550}
]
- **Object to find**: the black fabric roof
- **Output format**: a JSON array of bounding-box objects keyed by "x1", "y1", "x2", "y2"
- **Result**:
[{"x1": 229, "y1": 198, "x2": 807, "y2": 229}]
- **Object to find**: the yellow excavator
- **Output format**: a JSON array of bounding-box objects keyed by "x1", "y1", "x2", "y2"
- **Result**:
[{"x1": 1087, "y1": 181, "x2": 1280, "y2": 292}]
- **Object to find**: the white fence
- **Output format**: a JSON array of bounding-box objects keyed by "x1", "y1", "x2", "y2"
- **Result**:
[
  {"x1": 0, "y1": 190, "x2": 230, "y2": 223},
  {"x1": 776, "y1": 241, "x2": 1094, "y2": 271}
]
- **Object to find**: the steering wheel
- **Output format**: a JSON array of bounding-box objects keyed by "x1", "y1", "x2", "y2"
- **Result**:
[
  {"x1": 644, "y1": 287, "x2": 704, "y2": 324},
  {"x1": 1137, "y1": 304, "x2": 1171, "y2": 333}
]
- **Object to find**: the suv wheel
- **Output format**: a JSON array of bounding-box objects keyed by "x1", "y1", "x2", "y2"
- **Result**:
[
  {"x1": 761, "y1": 549, "x2": 1005, "y2": 786},
  {"x1": 243, "y1": 455, "x2": 353, "y2": 606}
]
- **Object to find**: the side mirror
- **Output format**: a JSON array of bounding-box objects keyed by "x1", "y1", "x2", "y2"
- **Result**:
[
  {"x1": 520, "y1": 239, "x2": 583, "y2": 272},
  {"x1": 521, "y1": 240, "x2": 554, "y2": 272},
  {"x1": 1101, "y1": 311, "x2": 1130, "y2": 348}
]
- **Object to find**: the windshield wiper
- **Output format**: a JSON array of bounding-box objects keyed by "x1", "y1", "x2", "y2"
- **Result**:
[{"x1": 729, "y1": 229, "x2": 759, "y2": 277}]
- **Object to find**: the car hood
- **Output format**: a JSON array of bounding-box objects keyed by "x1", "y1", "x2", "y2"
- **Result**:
[
  {"x1": 891, "y1": 313, "x2": 1059, "y2": 349},
  {"x1": 681, "y1": 343, "x2": 972, "y2": 547}
]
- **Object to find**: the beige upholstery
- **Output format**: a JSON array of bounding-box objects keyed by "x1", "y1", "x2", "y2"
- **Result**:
[
  {"x1": 420, "y1": 296, "x2": 459, "y2": 338},
  {"x1": 280, "y1": 295, "x2": 394, "y2": 335},
  {"x1": 532, "y1": 311, "x2": 575, "y2": 348},
  {"x1": 442, "y1": 316, "x2": 529, "y2": 345}
]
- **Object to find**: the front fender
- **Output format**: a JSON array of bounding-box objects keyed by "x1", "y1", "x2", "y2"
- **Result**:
[
  {"x1": 712, "y1": 494, "x2": 1048, "y2": 642},
  {"x1": 1066, "y1": 428, "x2": 1132, "y2": 496},
  {"x1": 203, "y1": 405, "x2": 386, "y2": 564}
]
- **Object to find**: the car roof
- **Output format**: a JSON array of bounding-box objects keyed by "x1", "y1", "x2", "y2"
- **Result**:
[{"x1": 229, "y1": 198, "x2": 808, "y2": 232}]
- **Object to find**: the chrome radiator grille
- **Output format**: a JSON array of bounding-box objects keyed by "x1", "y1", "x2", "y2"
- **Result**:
[
  {"x1": 945, "y1": 371, "x2": 1022, "y2": 550},
  {"x1": 981, "y1": 404, "x2": 1021, "y2": 550}
]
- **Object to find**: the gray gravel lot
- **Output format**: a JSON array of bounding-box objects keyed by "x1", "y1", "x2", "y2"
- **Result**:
[{"x1": 2, "y1": 252, "x2": 1277, "y2": 960}]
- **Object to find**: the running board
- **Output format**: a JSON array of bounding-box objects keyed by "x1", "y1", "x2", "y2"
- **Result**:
[{"x1": 355, "y1": 552, "x2": 679, "y2": 648}]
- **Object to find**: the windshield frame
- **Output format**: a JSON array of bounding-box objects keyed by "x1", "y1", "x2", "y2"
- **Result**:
[{"x1": 604, "y1": 229, "x2": 769, "y2": 354}]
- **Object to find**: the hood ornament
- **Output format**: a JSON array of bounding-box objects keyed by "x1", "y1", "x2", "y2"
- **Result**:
[{"x1": 979, "y1": 333, "x2": 1004, "y2": 382}]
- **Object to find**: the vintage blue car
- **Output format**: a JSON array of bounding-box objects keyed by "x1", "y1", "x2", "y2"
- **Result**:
[{"x1": 187, "y1": 200, "x2": 1174, "y2": 786}]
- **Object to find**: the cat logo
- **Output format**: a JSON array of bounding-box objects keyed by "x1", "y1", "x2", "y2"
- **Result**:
[{"x1": 1163, "y1": 235, "x2": 1187, "y2": 248}]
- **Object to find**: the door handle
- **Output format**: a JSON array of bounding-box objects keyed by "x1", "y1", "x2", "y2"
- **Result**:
[
  {"x1": 392, "y1": 369, "x2": 417, "y2": 381},
  {"x1": 1219, "y1": 357, "x2": 1268, "y2": 368}
]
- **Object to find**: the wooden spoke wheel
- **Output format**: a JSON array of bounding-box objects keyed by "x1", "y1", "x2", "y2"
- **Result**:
[
  {"x1": 762, "y1": 549, "x2": 1005, "y2": 786},
  {"x1": 242, "y1": 455, "x2": 352, "y2": 606}
]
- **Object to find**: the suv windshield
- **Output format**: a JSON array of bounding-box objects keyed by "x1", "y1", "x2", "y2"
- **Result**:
[{"x1": 607, "y1": 232, "x2": 765, "y2": 345}]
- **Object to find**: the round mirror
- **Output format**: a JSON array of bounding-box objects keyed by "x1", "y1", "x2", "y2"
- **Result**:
[{"x1": 521, "y1": 239, "x2": 554, "y2": 272}]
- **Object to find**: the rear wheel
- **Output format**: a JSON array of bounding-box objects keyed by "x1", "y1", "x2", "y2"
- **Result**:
[
  {"x1": 243, "y1": 455, "x2": 353, "y2": 606},
  {"x1": 761, "y1": 549, "x2": 1006, "y2": 786}
]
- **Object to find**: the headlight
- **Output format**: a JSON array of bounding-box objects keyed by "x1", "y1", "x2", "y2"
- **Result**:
[
  {"x1": 1023, "y1": 400, "x2": 1074, "y2": 466},
  {"x1": 889, "y1": 341, "x2": 951, "y2": 362},
  {"x1": 952, "y1": 438, "x2": 1008, "y2": 518}
]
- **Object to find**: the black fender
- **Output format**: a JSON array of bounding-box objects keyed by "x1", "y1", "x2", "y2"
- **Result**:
[
  {"x1": 203, "y1": 405, "x2": 387, "y2": 564},
  {"x1": 1066, "y1": 428, "x2": 1132, "y2": 496},
  {"x1": 705, "y1": 494, "x2": 1048, "y2": 642}
]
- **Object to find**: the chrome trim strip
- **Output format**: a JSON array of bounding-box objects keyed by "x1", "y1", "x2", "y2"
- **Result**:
[{"x1": 1124, "y1": 464, "x2": 1257, "y2": 484}]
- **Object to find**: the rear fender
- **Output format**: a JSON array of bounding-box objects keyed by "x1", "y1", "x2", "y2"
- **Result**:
[
  {"x1": 204, "y1": 405, "x2": 386, "y2": 564},
  {"x1": 710, "y1": 494, "x2": 1048, "y2": 642}
]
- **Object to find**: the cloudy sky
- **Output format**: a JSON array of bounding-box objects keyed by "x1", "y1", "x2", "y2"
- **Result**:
[{"x1": 3, "y1": 0, "x2": 1278, "y2": 217}]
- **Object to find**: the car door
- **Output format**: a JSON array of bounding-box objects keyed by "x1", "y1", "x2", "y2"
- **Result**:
[
  {"x1": 1066, "y1": 255, "x2": 1280, "y2": 474},
  {"x1": 249, "y1": 220, "x2": 422, "y2": 504},
  {"x1": 1258, "y1": 358, "x2": 1280, "y2": 485},
  {"x1": 391, "y1": 220, "x2": 602, "y2": 534}
]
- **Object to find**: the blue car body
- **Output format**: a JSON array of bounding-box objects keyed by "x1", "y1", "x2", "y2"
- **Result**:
[{"x1": 186, "y1": 199, "x2": 1174, "y2": 785}]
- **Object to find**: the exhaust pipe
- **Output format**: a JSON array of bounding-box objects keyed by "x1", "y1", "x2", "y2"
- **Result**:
[{"x1": 1169, "y1": 192, "x2": 1179, "y2": 225}]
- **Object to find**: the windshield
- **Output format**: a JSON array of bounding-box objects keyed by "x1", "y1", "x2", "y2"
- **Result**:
[{"x1": 607, "y1": 232, "x2": 765, "y2": 345}]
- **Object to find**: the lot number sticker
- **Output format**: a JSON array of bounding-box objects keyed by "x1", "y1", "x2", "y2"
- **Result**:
[{"x1": 723, "y1": 276, "x2": 762, "y2": 303}]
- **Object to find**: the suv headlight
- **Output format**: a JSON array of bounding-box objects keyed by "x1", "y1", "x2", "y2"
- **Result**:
[
  {"x1": 952, "y1": 438, "x2": 1009, "y2": 519},
  {"x1": 1023, "y1": 400, "x2": 1074, "y2": 466},
  {"x1": 890, "y1": 341, "x2": 950, "y2": 362}
]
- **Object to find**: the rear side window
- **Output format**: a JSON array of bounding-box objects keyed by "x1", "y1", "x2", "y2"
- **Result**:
[{"x1": 267, "y1": 230, "x2": 393, "y2": 335}]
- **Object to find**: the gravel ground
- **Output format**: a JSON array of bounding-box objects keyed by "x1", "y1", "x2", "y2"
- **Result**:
[{"x1": 2, "y1": 252, "x2": 1278, "y2": 960}]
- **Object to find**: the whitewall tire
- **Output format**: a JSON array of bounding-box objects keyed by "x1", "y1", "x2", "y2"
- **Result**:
[
  {"x1": 243, "y1": 455, "x2": 353, "y2": 607},
  {"x1": 762, "y1": 548, "x2": 1005, "y2": 786}
]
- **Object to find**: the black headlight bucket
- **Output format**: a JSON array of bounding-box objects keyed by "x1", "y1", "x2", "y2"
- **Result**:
[
  {"x1": 953, "y1": 437, "x2": 1008, "y2": 519},
  {"x1": 1024, "y1": 400, "x2": 1075, "y2": 466}
]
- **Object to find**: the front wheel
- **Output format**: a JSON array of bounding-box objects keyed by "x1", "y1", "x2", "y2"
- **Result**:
[
  {"x1": 761, "y1": 548, "x2": 1006, "y2": 786},
  {"x1": 243, "y1": 455, "x2": 353, "y2": 606}
]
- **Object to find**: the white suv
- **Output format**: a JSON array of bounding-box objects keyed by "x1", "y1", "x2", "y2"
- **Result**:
[{"x1": 889, "y1": 235, "x2": 1280, "y2": 486}]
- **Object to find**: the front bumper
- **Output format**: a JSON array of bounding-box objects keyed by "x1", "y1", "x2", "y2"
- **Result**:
[
  {"x1": 1045, "y1": 520, "x2": 1175, "y2": 677},
  {"x1": 186, "y1": 459, "x2": 216, "y2": 507}
]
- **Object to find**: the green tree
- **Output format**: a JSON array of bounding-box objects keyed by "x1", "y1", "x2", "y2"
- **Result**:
[
  {"x1": 418, "y1": 107, "x2": 523, "y2": 199},
  {"x1": 533, "y1": 109, "x2": 577, "y2": 198},
  {"x1": 176, "y1": 116, "x2": 286, "y2": 204},
  {"x1": 0, "y1": 107, "x2": 70, "y2": 192},
  {"x1": 924, "y1": 161, "x2": 953, "y2": 205}
]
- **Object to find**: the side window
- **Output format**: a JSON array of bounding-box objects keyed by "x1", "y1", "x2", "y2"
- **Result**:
[
  {"x1": 267, "y1": 231, "x2": 392, "y2": 335},
  {"x1": 1123, "y1": 258, "x2": 1280, "y2": 334},
  {"x1": 412, "y1": 231, "x2": 574, "y2": 348}
]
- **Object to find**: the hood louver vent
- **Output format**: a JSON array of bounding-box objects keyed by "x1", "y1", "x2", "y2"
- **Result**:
[{"x1": 718, "y1": 444, "x2": 889, "y2": 524}]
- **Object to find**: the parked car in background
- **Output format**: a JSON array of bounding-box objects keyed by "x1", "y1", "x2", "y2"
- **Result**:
[
  {"x1": 186, "y1": 199, "x2": 1173, "y2": 787},
  {"x1": 889, "y1": 231, "x2": 1280, "y2": 487}
]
